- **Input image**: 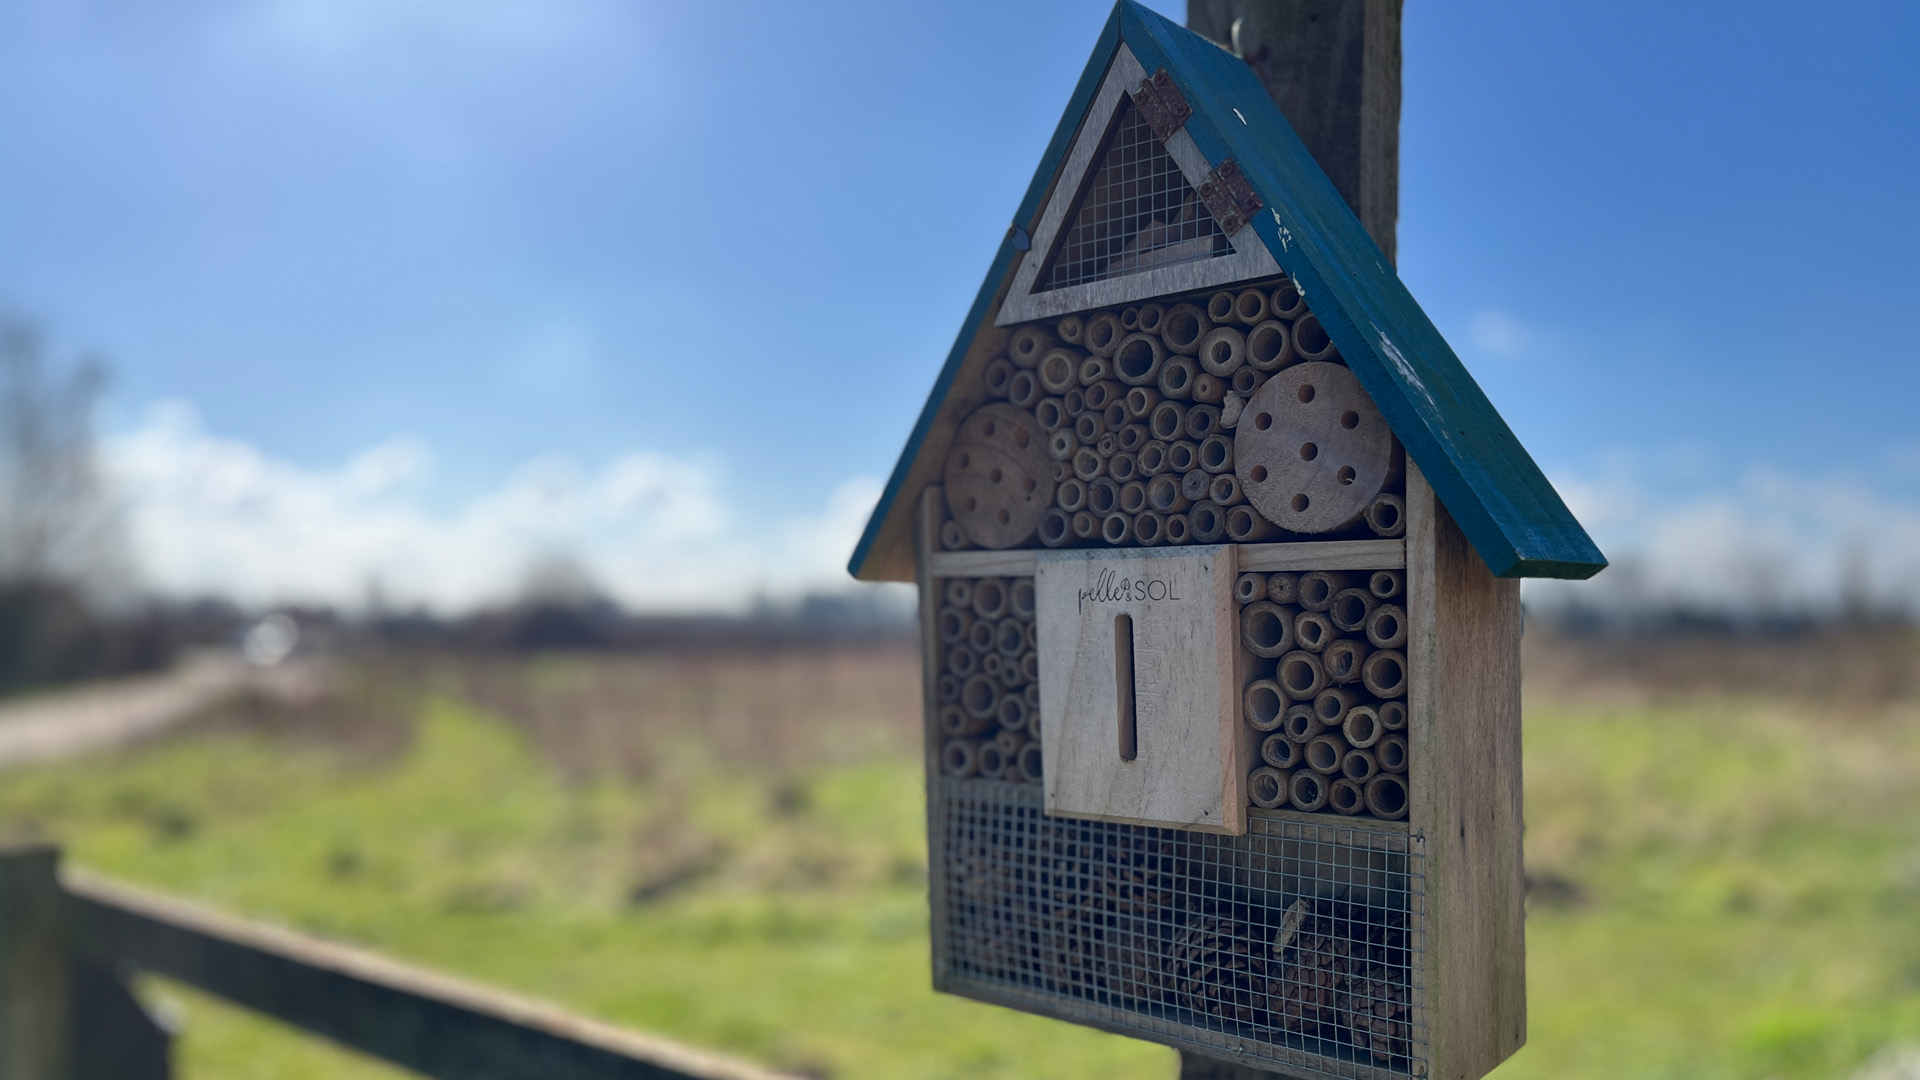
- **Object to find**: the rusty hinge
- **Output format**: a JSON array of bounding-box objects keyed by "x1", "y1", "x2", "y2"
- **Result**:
[
  {"x1": 1198, "y1": 159, "x2": 1263, "y2": 235},
  {"x1": 1129, "y1": 68, "x2": 1191, "y2": 141}
]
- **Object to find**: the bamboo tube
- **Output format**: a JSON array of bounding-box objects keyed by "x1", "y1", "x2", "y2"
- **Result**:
[
  {"x1": 1305, "y1": 734, "x2": 1346, "y2": 774},
  {"x1": 1125, "y1": 385, "x2": 1161, "y2": 419},
  {"x1": 1240, "y1": 601, "x2": 1296, "y2": 657},
  {"x1": 1024, "y1": 620, "x2": 1038, "y2": 651},
  {"x1": 997, "y1": 653, "x2": 1023, "y2": 689},
  {"x1": 937, "y1": 605, "x2": 972, "y2": 645},
  {"x1": 967, "y1": 618, "x2": 995, "y2": 654},
  {"x1": 937, "y1": 673, "x2": 960, "y2": 704},
  {"x1": 1188, "y1": 501, "x2": 1228, "y2": 543},
  {"x1": 1084, "y1": 312, "x2": 1124, "y2": 357},
  {"x1": 941, "y1": 738, "x2": 981, "y2": 778},
  {"x1": 1297, "y1": 571, "x2": 1354, "y2": 612},
  {"x1": 1078, "y1": 355, "x2": 1112, "y2": 386},
  {"x1": 976, "y1": 742, "x2": 1009, "y2": 779},
  {"x1": 1266, "y1": 572, "x2": 1300, "y2": 605},
  {"x1": 1232, "y1": 366, "x2": 1262, "y2": 396},
  {"x1": 1199, "y1": 434, "x2": 1234, "y2": 474},
  {"x1": 1020, "y1": 649, "x2": 1039, "y2": 684},
  {"x1": 1008, "y1": 369, "x2": 1041, "y2": 408},
  {"x1": 1366, "y1": 603, "x2": 1408, "y2": 649},
  {"x1": 973, "y1": 577, "x2": 1010, "y2": 619},
  {"x1": 1035, "y1": 397, "x2": 1068, "y2": 432},
  {"x1": 1109, "y1": 451, "x2": 1139, "y2": 483},
  {"x1": 1270, "y1": 279, "x2": 1308, "y2": 319},
  {"x1": 1118, "y1": 480, "x2": 1149, "y2": 515},
  {"x1": 1180, "y1": 468, "x2": 1211, "y2": 503},
  {"x1": 1208, "y1": 472, "x2": 1246, "y2": 506},
  {"x1": 960, "y1": 672, "x2": 999, "y2": 718},
  {"x1": 1314, "y1": 686, "x2": 1360, "y2": 726},
  {"x1": 1197, "y1": 326, "x2": 1246, "y2": 378},
  {"x1": 1137, "y1": 302, "x2": 1166, "y2": 335},
  {"x1": 939, "y1": 519, "x2": 971, "y2": 550},
  {"x1": 1369, "y1": 569, "x2": 1405, "y2": 600},
  {"x1": 1101, "y1": 397, "x2": 1129, "y2": 431},
  {"x1": 1233, "y1": 287, "x2": 1270, "y2": 325},
  {"x1": 1087, "y1": 476, "x2": 1120, "y2": 515},
  {"x1": 1136, "y1": 468, "x2": 1182, "y2": 511},
  {"x1": 1038, "y1": 507, "x2": 1073, "y2": 547},
  {"x1": 1225, "y1": 504, "x2": 1281, "y2": 541},
  {"x1": 994, "y1": 617, "x2": 1025, "y2": 656},
  {"x1": 1249, "y1": 766, "x2": 1290, "y2": 810},
  {"x1": 1052, "y1": 459, "x2": 1070, "y2": 484},
  {"x1": 1161, "y1": 302, "x2": 1211, "y2": 354},
  {"x1": 1038, "y1": 348, "x2": 1082, "y2": 395},
  {"x1": 1138, "y1": 440, "x2": 1170, "y2": 476},
  {"x1": 1157, "y1": 355, "x2": 1197, "y2": 400},
  {"x1": 1361, "y1": 649, "x2": 1409, "y2": 699},
  {"x1": 1113, "y1": 332, "x2": 1167, "y2": 386},
  {"x1": 1289, "y1": 770, "x2": 1330, "y2": 812},
  {"x1": 1117, "y1": 422, "x2": 1149, "y2": 453},
  {"x1": 1243, "y1": 678, "x2": 1287, "y2": 731},
  {"x1": 1149, "y1": 400, "x2": 1188, "y2": 441},
  {"x1": 1283, "y1": 703, "x2": 1322, "y2": 743},
  {"x1": 1072, "y1": 510, "x2": 1099, "y2": 541},
  {"x1": 1234, "y1": 572, "x2": 1268, "y2": 605},
  {"x1": 1056, "y1": 315, "x2": 1084, "y2": 346},
  {"x1": 1190, "y1": 372, "x2": 1226, "y2": 405},
  {"x1": 1329, "y1": 778, "x2": 1366, "y2": 816},
  {"x1": 1365, "y1": 774, "x2": 1409, "y2": 819},
  {"x1": 1329, "y1": 587, "x2": 1377, "y2": 632},
  {"x1": 1056, "y1": 477, "x2": 1088, "y2": 512},
  {"x1": 1101, "y1": 513, "x2": 1132, "y2": 545},
  {"x1": 1096, "y1": 432, "x2": 1118, "y2": 459},
  {"x1": 944, "y1": 579, "x2": 974, "y2": 609},
  {"x1": 1278, "y1": 649, "x2": 1327, "y2": 700},
  {"x1": 1018, "y1": 741, "x2": 1045, "y2": 783},
  {"x1": 1378, "y1": 700, "x2": 1407, "y2": 732},
  {"x1": 1365, "y1": 492, "x2": 1407, "y2": 538},
  {"x1": 1293, "y1": 610, "x2": 1335, "y2": 652},
  {"x1": 1009, "y1": 326, "x2": 1057, "y2": 368},
  {"x1": 1073, "y1": 411, "x2": 1104, "y2": 445},
  {"x1": 984, "y1": 358, "x2": 1015, "y2": 398},
  {"x1": 1119, "y1": 306, "x2": 1140, "y2": 331},
  {"x1": 1375, "y1": 734, "x2": 1408, "y2": 773},
  {"x1": 1183, "y1": 403, "x2": 1222, "y2": 440},
  {"x1": 1071, "y1": 446, "x2": 1104, "y2": 482},
  {"x1": 1167, "y1": 440, "x2": 1201, "y2": 473},
  {"x1": 1134, "y1": 511, "x2": 1165, "y2": 546},
  {"x1": 1046, "y1": 428, "x2": 1078, "y2": 462},
  {"x1": 1084, "y1": 378, "x2": 1123, "y2": 412},
  {"x1": 994, "y1": 720, "x2": 1027, "y2": 754},
  {"x1": 1219, "y1": 391, "x2": 1246, "y2": 429},
  {"x1": 1163, "y1": 511, "x2": 1192, "y2": 545},
  {"x1": 940, "y1": 703, "x2": 994, "y2": 737},
  {"x1": 1342, "y1": 704, "x2": 1383, "y2": 749},
  {"x1": 1292, "y1": 313, "x2": 1338, "y2": 361},
  {"x1": 1261, "y1": 732, "x2": 1302, "y2": 770},
  {"x1": 1010, "y1": 578, "x2": 1035, "y2": 618},
  {"x1": 1206, "y1": 290, "x2": 1236, "y2": 323},
  {"x1": 1322, "y1": 638, "x2": 1370, "y2": 684},
  {"x1": 1063, "y1": 385, "x2": 1086, "y2": 416},
  {"x1": 1245, "y1": 320, "x2": 1294, "y2": 372},
  {"x1": 1024, "y1": 681, "x2": 1040, "y2": 712},
  {"x1": 978, "y1": 651, "x2": 1002, "y2": 683}
]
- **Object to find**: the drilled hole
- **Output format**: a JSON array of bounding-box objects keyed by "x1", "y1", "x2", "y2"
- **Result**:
[
  {"x1": 1337, "y1": 465, "x2": 1356, "y2": 485},
  {"x1": 1250, "y1": 465, "x2": 1268, "y2": 483},
  {"x1": 1300, "y1": 443, "x2": 1318, "y2": 461},
  {"x1": 1292, "y1": 494, "x2": 1309, "y2": 512},
  {"x1": 1341, "y1": 410, "x2": 1359, "y2": 429},
  {"x1": 1298, "y1": 385, "x2": 1315, "y2": 403}
]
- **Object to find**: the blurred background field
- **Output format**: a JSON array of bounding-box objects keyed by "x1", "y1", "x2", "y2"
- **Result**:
[{"x1": 3, "y1": 628, "x2": 1917, "y2": 1080}]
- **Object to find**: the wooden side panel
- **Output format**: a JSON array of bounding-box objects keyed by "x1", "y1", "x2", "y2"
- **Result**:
[
  {"x1": 1405, "y1": 462, "x2": 1525, "y2": 1080},
  {"x1": 1036, "y1": 546, "x2": 1243, "y2": 833},
  {"x1": 915, "y1": 488, "x2": 953, "y2": 991}
]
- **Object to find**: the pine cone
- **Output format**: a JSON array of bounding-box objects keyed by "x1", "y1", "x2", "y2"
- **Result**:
[{"x1": 1166, "y1": 910, "x2": 1272, "y2": 1025}]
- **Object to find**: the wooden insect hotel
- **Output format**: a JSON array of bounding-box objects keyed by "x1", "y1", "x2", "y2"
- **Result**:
[{"x1": 848, "y1": 5, "x2": 1605, "y2": 1077}]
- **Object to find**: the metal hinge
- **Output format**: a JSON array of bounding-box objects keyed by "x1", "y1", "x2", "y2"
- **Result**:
[
  {"x1": 1130, "y1": 68, "x2": 1191, "y2": 141},
  {"x1": 1198, "y1": 159, "x2": 1263, "y2": 235}
]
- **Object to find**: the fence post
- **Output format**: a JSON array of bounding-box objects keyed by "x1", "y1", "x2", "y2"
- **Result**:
[{"x1": 0, "y1": 843, "x2": 73, "y2": 1080}]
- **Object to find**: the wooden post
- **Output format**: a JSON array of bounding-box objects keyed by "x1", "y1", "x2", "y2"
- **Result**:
[
  {"x1": 0, "y1": 843, "x2": 73, "y2": 1080},
  {"x1": 1182, "y1": 4, "x2": 1403, "y2": 1076}
]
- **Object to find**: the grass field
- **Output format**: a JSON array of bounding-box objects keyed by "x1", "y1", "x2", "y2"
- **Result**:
[{"x1": 2, "y1": 635, "x2": 1917, "y2": 1079}]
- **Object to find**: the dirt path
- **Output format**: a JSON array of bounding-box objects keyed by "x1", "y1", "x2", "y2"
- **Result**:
[{"x1": 0, "y1": 654, "x2": 263, "y2": 768}]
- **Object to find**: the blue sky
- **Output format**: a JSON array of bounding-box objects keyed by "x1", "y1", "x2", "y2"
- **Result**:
[{"x1": 2, "y1": 1, "x2": 1917, "y2": 610}]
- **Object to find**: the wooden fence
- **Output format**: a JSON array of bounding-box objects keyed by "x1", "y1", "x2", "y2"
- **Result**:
[{"x1": 0, "y1": 844, "x2": 799, "y2": 1080}]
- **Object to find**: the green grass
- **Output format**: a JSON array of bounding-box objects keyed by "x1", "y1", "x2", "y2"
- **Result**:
[{"x1": 4, "y1": 663, "x2": 1918, "y2": 1079}]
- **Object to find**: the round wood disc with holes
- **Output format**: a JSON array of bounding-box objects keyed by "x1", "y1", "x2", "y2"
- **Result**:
[
  {"x1": 944, "y1": 403, "x2": 1056, "y2": 549},
  {"x1": 1233, "y1": 362, "x2": 1393, "y2": 534}
]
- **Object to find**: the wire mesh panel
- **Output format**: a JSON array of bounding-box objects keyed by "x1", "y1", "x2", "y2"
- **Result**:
[
  {"x1": 1039, "y1": 98, "x2": 1233, "y2": 291},
  {"x1": 935, "y1": 778, "x2": 1426, "y2": 1078}
]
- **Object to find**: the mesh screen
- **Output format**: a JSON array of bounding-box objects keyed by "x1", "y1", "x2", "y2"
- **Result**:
[
  {"x1": 1039, "y1": 98, "x2": 1232, "y2": 291},
  {"x1": 935, "y1": 779, "x2": 1426, "y2": 1077}
]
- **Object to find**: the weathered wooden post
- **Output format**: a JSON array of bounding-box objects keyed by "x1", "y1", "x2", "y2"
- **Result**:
[{"x1": 0, "y1": 843, "x2": 74, "y2": 1080}]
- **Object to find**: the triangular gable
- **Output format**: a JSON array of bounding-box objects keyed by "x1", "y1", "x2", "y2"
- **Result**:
[
  {"x1": 848, "y1": 0, "x2": 1604, "y2": 583},
  {"x1": 997, "y1": 42, "x2": 1279, "y2": 325}
]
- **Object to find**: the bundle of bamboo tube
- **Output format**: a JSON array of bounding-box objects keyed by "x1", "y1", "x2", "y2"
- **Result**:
[
  {"x1": 1239, "y1": 568, "x2": 1410, "y2": 820},
  {"x1": 958, "y1": 273, "x2": 1406, "y2": 552},
  {"x1": 937, "y1": 575, "x2": 1045, "y2": 785}
]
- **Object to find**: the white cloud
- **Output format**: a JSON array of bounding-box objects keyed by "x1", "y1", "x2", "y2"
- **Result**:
[
  {"x1": 104, "y1": 402, "x2": 882, "y2": 614},
  {"x1": 1468, "y1": 309, "x2": 1535, "y2": 358}
]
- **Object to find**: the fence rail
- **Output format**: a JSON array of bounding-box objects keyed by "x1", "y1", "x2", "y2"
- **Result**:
[{"x1": 0, "y1": 844, "x2": 799, "y2": 1080}]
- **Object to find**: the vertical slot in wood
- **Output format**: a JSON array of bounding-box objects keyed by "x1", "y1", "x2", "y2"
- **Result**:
[{"x1": 1115, "y1": 612, "x2": 1138, "y2": 761}]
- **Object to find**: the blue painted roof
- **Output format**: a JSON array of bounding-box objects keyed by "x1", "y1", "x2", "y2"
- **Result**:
[{"x1": 848, "y1": 0, "x2": 1604, "y2": 582}]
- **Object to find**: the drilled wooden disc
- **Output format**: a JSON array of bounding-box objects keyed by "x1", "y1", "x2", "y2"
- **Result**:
[
  {"x1": 944, "y1": 403, "x2": 1056, "y2": 549},
  {"x1": 1233, "y1": 362, "x2": 1393, "y2": 534}
]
